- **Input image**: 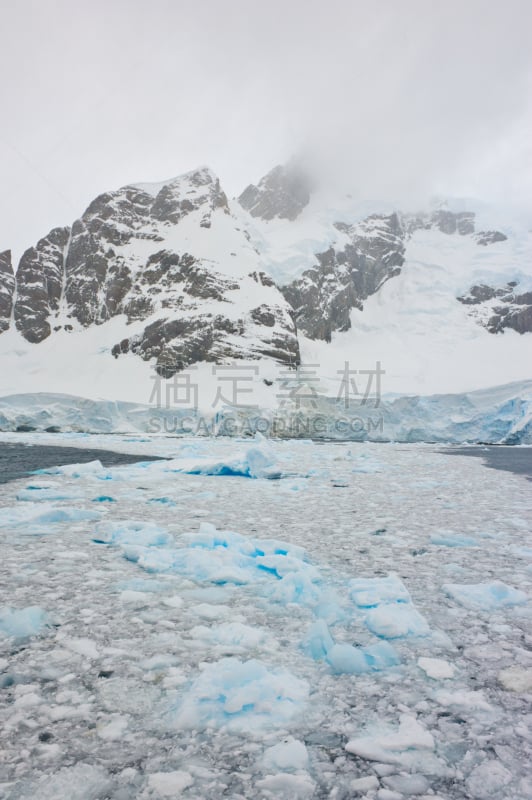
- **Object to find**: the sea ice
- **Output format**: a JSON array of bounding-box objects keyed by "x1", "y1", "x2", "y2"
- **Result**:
[
  {"x1": 0, "y1": 606, "x2": 52, "y2": 640},
  {"x1": 498, "y1": 666, "x2": 532, "y2": 693},
  {"x1": 430, "y1": 532, "x2": 478, "y2": 547},
  {"x1": 349, "y1": 574, "x2": 412, "y2": 607},
  {"x1": 303, "y1": 620, "x2": 400, "y2": 674},
  {"x1": 147, "y1": 771, "x2": 194, "y2": 796},
  {"x1": 442, "y1": 581, "x2": 528, "y2": 610},
  {"x1": 255, "y1": 773, "x2": 316, "y2": 798},
  {"x1": 345, "y1": 714, "x2": 435, "y2": 767},
  {"x1": 170, "y1": 658, "x2": 309, "y2": 733},
  {"x1": 365, "y1": 604, "x2": 430, "y2": 639},
  {"x1": 93, "y1": 520, "x2": 174, "y2": 548},
  {"x1": 417, "y1": 657, "x2": 455, "y2": 679},
  {"x1": 261, "y1": 738, "x2": 309, "y2": 772}
]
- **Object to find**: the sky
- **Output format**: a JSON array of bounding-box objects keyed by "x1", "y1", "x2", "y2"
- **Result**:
[{"x1": 1, "y1": 0, "x2": 531, "y2": 264}]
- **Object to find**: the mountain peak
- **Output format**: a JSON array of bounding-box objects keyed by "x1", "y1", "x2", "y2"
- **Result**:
[{"x1": 238, "y1": 161, "x2": 312, "y2": 222}]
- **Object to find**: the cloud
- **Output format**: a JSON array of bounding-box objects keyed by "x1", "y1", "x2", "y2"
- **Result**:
[{"x1": 1, "y1": 0, "x2": 531, "y2": 261}]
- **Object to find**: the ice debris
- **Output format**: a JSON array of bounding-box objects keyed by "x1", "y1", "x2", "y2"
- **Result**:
[
  {"x1": 0, "y1": 606, "x2": 53, "y2": 640},
  {"x1": 303, "y1": 619, "x2": 400, "y2": 674},
  {"x1": 350, "y1": 573, "x2": 430, "y2": 638},
  {"x1": 442, "y1": 581, "x2": 527, "y2": 611},
  {"x1": 345, "y1": 714, "x2": 435, "y2": 767},
  {"x1": 170, "y1": 657, "x2": 309, "y2": 732}
]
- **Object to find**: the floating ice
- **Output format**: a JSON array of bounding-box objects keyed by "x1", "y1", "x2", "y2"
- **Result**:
[
  {"x1": 165, "y1": 436, "x2": 289, "y2": 479},
  {"x1": 417, "y1": 656, "x2": 455, "y2": 679},
  {"x1": 303, "y1": 620, "x2": 400, "y2": 674},
  {"x1": 442, "y1": 581, "x2": 528, "y2": 611},
  {"x1": 93, "y1": 520, "x2": 174, "y2": 548},
  {"x1": 170, "y1": 658, "x2": 309, "y2": 733},
  {"x1": 365, "y1": 604, "x2": 431, "y2": 639},
  {"x1": 0, "y1": 503, "x2": 101, "y2": 528},
  {"x1": 0, "y1": 606, "x2": 52, "y2": 640},
  {"x1": 466, "y1": 760, "x2": 513, "y2": 798},
  {"x1": 349, "y1": 573, "x2": 430, "y2": 638},
  {"x1": 255, "y1": 773, "x2": 316, "y2": 798},
  {"x1": 124, "y1": 522, "x2": 320, "y2": 603},
  {"x1": 345, "y1": 714, "x2": 435, "y2": 767},
  {"x1": 31, "y1": 459, "x2": 110, "y2": 478},
  {"x1": 147, "y1": 771, "x2": 194, "y2": 796},
  {"x1": 261, "y1": 738, "x2": 309, "y2": 772},
  {"x1": 498, "y1": 666, "x2": 532, "y2": 693},
  {"x1": 13, "y1": 764, "x2": 111, "y2": 800},
  {"x1": 189, "y1": 622, "x2": 268, "y2": 652},
  {"x1": 430, "y1": 532, "x2": 478, "y2": 547},
  {"x1": 349, "y1": 574, "x2": 411, "y2": 608}
]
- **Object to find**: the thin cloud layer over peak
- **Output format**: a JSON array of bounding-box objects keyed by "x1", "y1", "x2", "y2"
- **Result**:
[{"x1": 1, "y1": 0, "x2": 531, "y2": 260}]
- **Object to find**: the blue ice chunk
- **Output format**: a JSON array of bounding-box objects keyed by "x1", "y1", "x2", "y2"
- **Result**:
[
  {"x1": 93, "y1": 521, "x2": 173, "y2": 548},
  {"x1": 269, "y1": 571, "x2": 321, "y2": 605},
  {"x1": 365, "y1": 604, "x2": 430, "y2": 639},
  {"x1": 303, "y1": 621, "x2": 400, "y2": 673},
  {"x1": 0, "y1": 607, "x2": 52, "y2": 640},
  {"x1": 31, "y1": 508, "x2": 101, "y2": 524},
  {"x1": 327, "y1": 643, "x2": 372, "y2": 674},
  {"x1": 92, "y1": 496, "x2": 116, "y2": 503},
  {"x1": 443, "y1": 581, "x2": 528, "y2": 611},
  {"x1": 148, "y1": 497, "x2": 177, "y2": 506},
  {"x1": 363, "y1": 641, "x2": 401, "y2": 669},
  {"x1": 349, "y1": 574, "x2": 411, "y2": 608},
  {"x1": 430, "y1": 533, "x2": 478, "y2": 547},
  {"x1": 302, "y1": 620, "x2": 335, "y2": 660},
  {"x1": 170, "y1": 658, "x2": 309, "y2": 732}
]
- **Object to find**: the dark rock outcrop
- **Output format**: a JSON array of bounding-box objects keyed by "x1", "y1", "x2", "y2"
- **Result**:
[
  {"x1": 0, "y1": 250, "x2": 15, "y2": 334},
  {"x1": 475, "y1": 230, "x2": 507, "y2": 246},
  {"x1": 14, "y1": 227, "x2": 70, "y2": 342},
  {"x1": 458, "y1": 281, "x2": 532, "y2": 334},
  {"x1": 282, "y1": 213, "x2": 405, "y2": 341},
  {"x1": 239, "y1": 163, "x2": 311, "y2": 221}
]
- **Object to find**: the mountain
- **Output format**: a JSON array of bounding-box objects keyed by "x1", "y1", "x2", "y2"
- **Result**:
[{"x1": 0, "y1": 162, "x2": 531, "y2": 406}]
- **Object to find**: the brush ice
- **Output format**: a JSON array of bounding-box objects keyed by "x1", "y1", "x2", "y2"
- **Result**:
[
  {"x1": 0, "y1": 606, "x2": 52, "y2": 640},
  {"x1": 170, "y1": 658, "x2": 309, "y2": 732},
  {"x1": 302, "y1": 620, "x2": 400, "y2": 674},
  {"x1": 430, "y1": 532, "x2": 478, "y2": 547},
  {"x1": 365, "y1": 604, "x2": 431, "y2": 638},
  {"x1": 261, "y1": 738, "x2": 309, "y2": 772},
  {"x1": 442, "y1": 581, "x2": 528, "y2": 610},
  {"x1": 349, "y1": 574, "x2": 411, "y2": 607},
  {"x1": 345, "y1": 714, "x2": 435, "y2": 767}
]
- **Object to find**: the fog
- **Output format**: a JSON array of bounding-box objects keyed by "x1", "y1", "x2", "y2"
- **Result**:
[{"x1": 1, "y1": 0, "x2": 531, "y2": 262}]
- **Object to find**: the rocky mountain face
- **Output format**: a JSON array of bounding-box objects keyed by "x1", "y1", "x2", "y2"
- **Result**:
[
  {"x1": 1, "y1": 164, "x2": 531, "y2": 378},
  {"x1": 458, "y1": 282, "x2": 532, "y2": 334},
  {"x1": 4, "y1": 168, "x2": 300, "y2": 376},
  {"x1": 281, "y1": 213, "x2": 405, "y2": 341},
  {"x1": 0, "y1": 250, "x2": 15, "y2": 334},
  {"x1": 239, "y1": 163, "x2": 312, "y2": 221}
]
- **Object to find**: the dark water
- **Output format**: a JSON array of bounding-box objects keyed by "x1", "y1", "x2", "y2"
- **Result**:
[
  {"x1": 441, "y1": 445, "x2": 532, "y2": 480},
  {"x1": 0, "y1": 443, "x2": 165, "y2": 485}
]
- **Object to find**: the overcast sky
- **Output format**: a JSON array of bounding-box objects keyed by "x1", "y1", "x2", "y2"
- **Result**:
[{"x1": 1, "y1": 0, "x2": 531, "y2": 263}]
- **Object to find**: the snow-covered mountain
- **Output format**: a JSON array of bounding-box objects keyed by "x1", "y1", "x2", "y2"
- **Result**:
[{"x1": 0, "y1": 162, "x2": 531, "y2": 409}]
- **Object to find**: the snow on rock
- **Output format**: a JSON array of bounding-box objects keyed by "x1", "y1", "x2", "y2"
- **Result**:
[
  {"x1": 170, "y1": 658, "x2": 309, "y2": 732},
  {"x1": 0, "y1": 606, "x2": 52, "y2": 640},
  {"x1": 417, "y1": 657, "x2": 455, "y2": 679},
  {"x1": 442, "y1": 581, "x2": 528, "y2": 611},
  {"x1": 345, "y1": 714, "x2": 435, "y2": 768}
]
